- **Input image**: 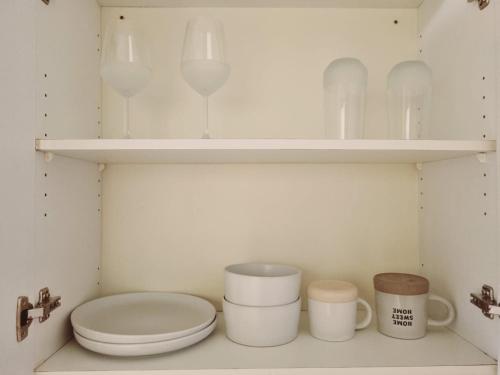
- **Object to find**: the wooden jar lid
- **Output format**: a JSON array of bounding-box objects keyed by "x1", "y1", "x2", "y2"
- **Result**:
[
  {"x1": 308, "y1": 280, "x2": 358, "y2": 303},
  {"x1": 373, "y1": 273, "x2": 429, "y2": 296}
]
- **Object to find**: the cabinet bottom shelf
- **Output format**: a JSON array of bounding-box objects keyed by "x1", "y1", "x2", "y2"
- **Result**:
[{"x1": 37, "y1": 312, "x2": 496, "y2": 375}]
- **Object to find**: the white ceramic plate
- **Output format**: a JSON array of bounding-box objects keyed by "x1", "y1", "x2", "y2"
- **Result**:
[
  {"x1": 71, "y1": 292, "x2": 216, "y2": 344},
  {"x1": 74, "y1": 317, "x2": 217, "y2": 356}
]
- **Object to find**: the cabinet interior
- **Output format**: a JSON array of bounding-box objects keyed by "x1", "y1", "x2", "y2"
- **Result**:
[{"x1": 32, "y1": 0, "x2": 498, "y2": 373}]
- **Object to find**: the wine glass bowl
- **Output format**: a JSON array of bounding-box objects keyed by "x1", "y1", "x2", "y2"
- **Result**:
[{"x1": 181, "y1": 60, "x2": 230, "y2": 97}]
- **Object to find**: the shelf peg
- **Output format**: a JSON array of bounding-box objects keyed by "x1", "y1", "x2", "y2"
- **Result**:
[
  {"x1": 476, "y1": 152, "x2": 487, "y2": 163},
  {"x1": 98, "y1": 163, "x2": 106, "y2": 172},
  {"x1": 416, "y1": 163, "x2": 423, "y2": 171},
  {"x1": 44, "y1": 152, "x2": 54, "y2": 163}
]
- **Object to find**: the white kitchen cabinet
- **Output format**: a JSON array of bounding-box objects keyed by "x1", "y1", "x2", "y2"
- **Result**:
[{"x1": 1, "y1": 0, "x2": 499, "y2": 374}]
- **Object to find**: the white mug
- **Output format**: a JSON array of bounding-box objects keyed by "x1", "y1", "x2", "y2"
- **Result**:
[
  {"x1": 308, "y1": 298, "x2": 373, "y2": 341},
  {"x1": 375, "y1": 291, "x2": 455, "y2": 339}
]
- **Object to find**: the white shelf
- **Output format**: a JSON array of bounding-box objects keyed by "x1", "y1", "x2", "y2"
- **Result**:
[
  {"x1": 35, "y1": 139, "x2": 495, "y2": 164},
  {"x1": 36, "y1": 312, "x2": 496, "y2": 375},
  {"x1": 97, "y1": 0, "x2": 424, "y2": 9}
]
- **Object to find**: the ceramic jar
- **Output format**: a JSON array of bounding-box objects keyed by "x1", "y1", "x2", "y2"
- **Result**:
[
  {"x1": 307, "y1": 280, "x2": 372, "y2": 341},
  {"x1": 373, "y1": 273, "x2": 455, "y2": 339}
]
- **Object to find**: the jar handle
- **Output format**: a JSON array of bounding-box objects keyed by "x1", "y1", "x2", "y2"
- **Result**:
[
  {"x1": 355, "y1": 298, "x2": 373, "y2": 330},
  {"x1": 427, "y1": 294, "x2": 455, "y2": 327}
]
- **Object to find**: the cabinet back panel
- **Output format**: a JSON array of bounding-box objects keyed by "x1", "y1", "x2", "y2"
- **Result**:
[
  {"x1": 101, "y1": 7, "x2": 417, "y2": 139},
  {"x1": 101, "y1": 164, "x2": 418, "y2": 309}
]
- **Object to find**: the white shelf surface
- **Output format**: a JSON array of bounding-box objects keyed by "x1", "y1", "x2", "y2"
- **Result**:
[
  {"x1": 37, "y1": 312, "x2": 496, "y2": 375},
  {"x1": 97, "y1": 0, "x2": 424, "y2": 9},
  {"x1": 35, "y1": 139, "x2": 496, "y2": 164}
]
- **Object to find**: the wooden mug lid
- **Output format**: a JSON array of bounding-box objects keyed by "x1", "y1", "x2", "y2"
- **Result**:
[
  {"x1": 308, "y1": 280, "x2": 358, "y2": 303},
  {"x1": 373, "y1": 273, "x2": 429, "y2": 296}
]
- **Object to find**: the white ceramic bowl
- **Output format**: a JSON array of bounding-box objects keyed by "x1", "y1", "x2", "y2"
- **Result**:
[
  {"x1": 223, "y1": 297, "x2": 301, "y2": 347},
  {"x1": 224, "y1": 263, "x2": 301, "y2": 306}
]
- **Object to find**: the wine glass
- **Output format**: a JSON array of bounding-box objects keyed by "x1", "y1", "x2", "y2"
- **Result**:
[
  {"x1": 101, "y1": 16, "x2": 152, "y2": 138},
  {"x1": 181, "y1": 16, "x2": 231, "y2": 139}
]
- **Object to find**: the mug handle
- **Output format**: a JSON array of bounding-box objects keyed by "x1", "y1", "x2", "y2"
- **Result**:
[
  {"x1": 427, "y1": 294, "x2": 456, "y2": 327},
  {"x1": 355, "y1": 298, "x2": 373, "y2": 330}
]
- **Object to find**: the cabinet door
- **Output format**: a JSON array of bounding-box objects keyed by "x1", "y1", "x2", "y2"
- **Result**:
[{"x1": 0, "y1": 1, "x2": 37, "y2": 374}]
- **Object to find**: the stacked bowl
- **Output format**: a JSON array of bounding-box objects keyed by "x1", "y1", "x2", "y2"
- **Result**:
[{"x1": 223, "y1": 263, "x2": 302, "y2": 347}]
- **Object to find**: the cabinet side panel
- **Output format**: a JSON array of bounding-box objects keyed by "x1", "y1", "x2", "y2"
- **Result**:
[
  {"x1": 34, "y1": 0, "x2": 102, "y2": 366},
  {"x1": 418, "y1": 0, "x2": 496, "y2": 140},
  {"x1": 36, "y1": 0, "x2": 101, "y2": 139},
  {"x1": 34, "y1": 155, "x2": 101, "y2": 366},
  {"x1": 420, "y1": 154, "x2": 498, "y2": 359}
]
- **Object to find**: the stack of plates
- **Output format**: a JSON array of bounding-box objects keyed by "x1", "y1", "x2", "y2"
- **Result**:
[{"x1": 71, "y1": 292, "x2": 216, "y2": 356}]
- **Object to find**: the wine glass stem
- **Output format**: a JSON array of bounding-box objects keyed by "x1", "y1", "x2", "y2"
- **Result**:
[
  {"x1": 124, "y1": 97, "x2": 131, "y2": 139},
  {"x1": 202, "y1": 96, "x2": 210, "y2": 139}
]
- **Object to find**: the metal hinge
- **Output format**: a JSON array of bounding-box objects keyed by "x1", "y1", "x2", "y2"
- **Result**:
[
  {"x1": 16, "y1": 287, "x2": 61, "y2": 342},
  {"x1": 468, "y1": 0, "x2": 489, "y2": 10},
  {"x1": 470, "y1": 285, "x2": 500, "y2": 319}
]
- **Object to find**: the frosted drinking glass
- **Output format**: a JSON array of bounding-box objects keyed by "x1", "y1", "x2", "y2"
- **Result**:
[
  {"x1": 387, "y1": 61, "x2": 432, "y2": 140},
  {"x1": 323, "y1": 58, "x2": 367, "y2": 139}
]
